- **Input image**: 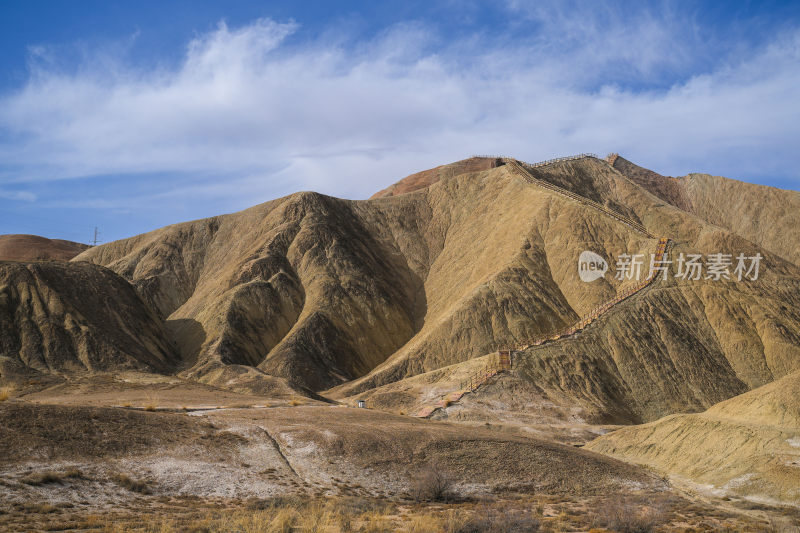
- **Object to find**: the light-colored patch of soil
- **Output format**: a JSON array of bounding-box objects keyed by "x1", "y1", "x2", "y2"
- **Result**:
[{"x1": 15, "y1": 371, "x2": 311, "y2": 410}]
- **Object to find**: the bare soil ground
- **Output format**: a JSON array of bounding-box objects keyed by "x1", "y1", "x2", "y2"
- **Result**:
[
  {"x1": 2, "y1": 392, "x2": 799, "y2": 532},
  {"x1": 344, "y1": 361, "x2": 619, "y2": 445},
  {"x1": 14, "y1": 371, "x2": 313, "y2": 410}
]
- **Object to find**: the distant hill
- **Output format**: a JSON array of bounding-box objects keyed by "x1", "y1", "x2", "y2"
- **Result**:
[
  {"x1": 369, "y1": 156, "x2": 500, "y2": 198},
  {"x1": 1, "y1": 155, "x2": 798, "y2": 425},
  {"x1": 608, "y1": 154, "x2": 800, "y2": 267},
  {"x1": 0, "y1": 234, "x2": 89, "y2": 262}
]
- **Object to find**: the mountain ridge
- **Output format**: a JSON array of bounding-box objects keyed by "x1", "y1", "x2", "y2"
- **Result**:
[{"x1": 1, "y1": 154, "x2": 797, "y2": 430}]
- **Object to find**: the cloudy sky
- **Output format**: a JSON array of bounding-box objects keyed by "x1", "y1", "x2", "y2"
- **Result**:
[{"x1": 1, "y1": 0, "x2": 799, "y2": 243}]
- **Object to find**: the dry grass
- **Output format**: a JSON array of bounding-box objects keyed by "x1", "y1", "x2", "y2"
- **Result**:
[
  {"x1": 407, "y1": 510, "x2": 471, "y2": 533},
  {"x1": 25, "y1": 502, "x2": 57, "y2": 514},
  {"x1": 8, "y1": 492, "x2": 796, "y2": 532},
  {"x1": 289, "y1": 399, "x2": 302, "y2": 406},
  {"x1": 137, "y1": 496, "x2": 396, "y2": 533},
  {"x1": 410, "y1": 462, "x2": 454, "y2": 502},
  {"x1": 111, "y1": 473, "x2": 150, "y2": 494},
  {"x1": 455, "y1": 507, "x2": 541, "y2": 532},
  {"x1": 0, "y1": 386, "x2": 12, "y2": 402},
  {"x1": 21, "y1": 468, "x2": 85, "y2": 485},
  {"x1": 768, "y1": 516, "x2": 800, "y2": 532},
  {"x1": 296, "y1": 502, "x2": 343, "y2": 532},
  {"x1": 591, "y1": 496, "x2": 666, "y2": 532}
]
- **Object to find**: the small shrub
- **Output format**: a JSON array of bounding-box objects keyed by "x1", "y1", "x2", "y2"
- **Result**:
[
  {"x1": 62, "y1": 468, "x2": 85, "y2": 480},
  {"x1": 0, "y1": 386, "x2": 12, "y2": 402},
  {"x1": 24, "y1": 502, "x2": 56, "y2": 514},
  {"x1": 289, "y1": 399, "x2": 302, "y2": 406},
  {"x1": 334, "y1": 496, "x2": 391, "y2": 516},
  {"x1": 245, "y1": 494, "x2": 307, "y2": 511},
  {"x1": 21, "y1": 471, "x2": 64, "y2": 485},
  {"x1": 593, "y1": 497, "x2": 664, "y2": 533},
  {"x1": 112, "y1": 473, "x2": 150, "y2": 494},
  {"x1": 411, "y1": 461, "x2": 454, "y2": 502},
  {"x1": 24, "y1": 468, "x2": 87, "y2": 486},
  {"x1": 144, "y1": 404, "x2": 157, "y2": 412},
  {"x1": 457, "y1": 507, "x2": 540, "y2": 533}
]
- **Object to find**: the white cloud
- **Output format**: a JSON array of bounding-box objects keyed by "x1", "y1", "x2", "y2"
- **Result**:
[
  {"x1": 504, "y1": 0, "x2": 707, "y2": 83},
  {"x1": 0, "y1": 11, "x2": 798, "y2": 218},
  {"x1": 0, "y1": 189, "x2": 36, "y2": 201}
]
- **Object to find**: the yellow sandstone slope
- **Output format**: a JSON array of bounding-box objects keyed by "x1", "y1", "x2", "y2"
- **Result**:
[{"x1": 586, "y1": 370, "x2": 800, "y2": 504}]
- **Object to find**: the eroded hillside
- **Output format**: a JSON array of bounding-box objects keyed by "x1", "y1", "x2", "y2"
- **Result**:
[
  {"x1": 0, "y1": 261, "x2": 176, "y2": 379},
  {"x1": 1, "y1": 154, "x2": 797, "y2": 429}
]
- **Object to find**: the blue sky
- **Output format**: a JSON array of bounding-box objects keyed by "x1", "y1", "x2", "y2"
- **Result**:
[{"x1": 1, "y1": 1, "x2": 799, "y2": 244}]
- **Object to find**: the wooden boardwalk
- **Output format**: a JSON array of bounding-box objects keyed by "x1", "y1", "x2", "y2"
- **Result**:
[{"x1": 415, "y1": 156, "x2": 670, "y2": 418}]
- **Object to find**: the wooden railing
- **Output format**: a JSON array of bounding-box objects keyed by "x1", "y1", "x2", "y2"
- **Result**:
[
  {"x1": 415, "y1": 350, "x2": 512, "y2": 418},
  {"x1": 414, "y1": 154, "x2": 670, "y2": 418},
  {"x1": 459, "y1": 350, "x2": 512, "y2": 392},
  {"x1": 415, "y1": 238, "x2": 671, "y2": 418},
  {"x1": 526, "y1": 153, "x2": 599, "y2": 168},
  {"x1": 511, "y1": 237, "x2": 669, "y2": 350},
  {"x1": 504, "y1": 158, "x2": 654, "y2": 238}
]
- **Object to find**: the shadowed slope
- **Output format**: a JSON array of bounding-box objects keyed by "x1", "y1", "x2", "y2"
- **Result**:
[
  {"x1": 607, "y1": 154, "x2": 693, "y2": 211},
  {"x1": 75, "y1": 192, "x2": 423, "y2": 392},
  {"x1": 0, "y1": 261, "x2": 177, "y2": 378}
]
